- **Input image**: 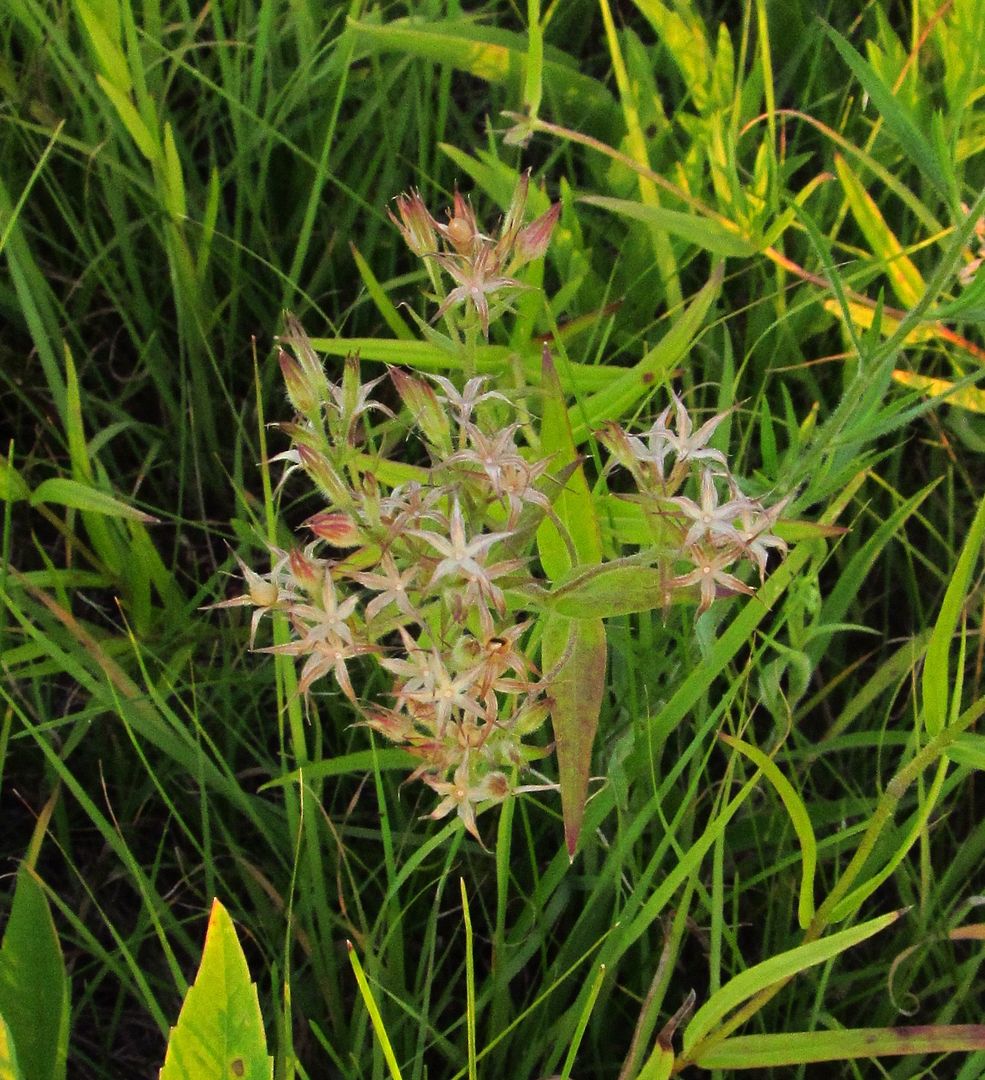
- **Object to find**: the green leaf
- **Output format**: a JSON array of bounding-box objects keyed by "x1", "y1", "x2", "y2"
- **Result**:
[
  {"x1": 73, "y1": 0, "x2": 131, "y2": 93},
  {"x1": 580, "y1": 196, "x2": 757, "y2": 257},
  {"x1": 0, "y1": 868, "x2": 69, "y2": 1080},
  {"x1": 697, "y1": 1025, "x2": 985, "y2": 1069},
  {"x1": 923, "y1": 491, "x2": 985, "y2": 735},
  {"x1": 542, "y1": 613, "x2": 607, "y2": 857},
  {"x1": 536, "y1": 345, "x2": 602, "y2": 580},
  {"x1": 0, "y1": 460, "x2": 29, "y2": 503},
  {"x1": 30, "y1": 478, "x2": 160, "y2": 522},
  {"x1": 346, "y1": 18, "x2": 614, "y2": 122},
  {"x1": 823, "y1": 24, "x2": 951, "y2": 199},
  {"x1": 159, "y1": 899, "x2": 273, "y2": 1080},
  {"x1": 347, "y1": 942, "x2": 404, "y2": 1080},
  {"x1": 0, "y1": 1011, "x2": 25, "y2": 1080},
  {"x1": 720, "y1": 735, "x2": 817, "y2": 929},
  {"x1": 310, "y1": 335, "x2": 615, "y2": 390},
  {"x1": 260, "y1": 748, "x2": 418, "y2": 790},
  {"x1": 95, "y1": 74, "x2": 158, "y2": 161},
  {"x1": 549, "y1": 564, "x2": 674, "y2": 619},
  {"x1": 683, "y1": 908, "x2": 904, "y2": 1054},
  {"x1": 162, "y1": 121, "x2": 186, "y2": 222},
  {"x1": 833, "y1": 153, "x2": 924, "y2": 308},
  {"x1": 573, "y1": 267, "x2": 722, "y2": 441},
  {"x1": 946, "y1": 733, "x2": 985, "y2": 772}
]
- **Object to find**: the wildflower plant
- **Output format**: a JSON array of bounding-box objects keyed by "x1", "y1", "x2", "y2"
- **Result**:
[{"x1": 219, "y1": 177, "x2": 792, "y2": 851}]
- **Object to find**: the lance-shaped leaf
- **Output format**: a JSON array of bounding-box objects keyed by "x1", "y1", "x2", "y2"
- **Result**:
[
  {"x1": 536, "y1": 343, "x2": 603, "y2": 580},
  {"x1": 542, "y1": 612, "x2": 607, "y2": 858},
  {"x1": 0, "y1": 866, "x2": 69, "y2": 1080},
  {"x1": 549, "y1": 563, "x2": 676, "y2": 619},
  {"x1": 696, "y1": 1025, "x2": 985, "y2": 1069},
  {"x1": 159, "y1": 899, "x2": 272, "y2": 1080},
  {"x1": 0, "y1": 1011, "x2": 24, "y2": 1079},
  {"x1": 683, "y1": 908, "x2": 904, "y2": 1055}
]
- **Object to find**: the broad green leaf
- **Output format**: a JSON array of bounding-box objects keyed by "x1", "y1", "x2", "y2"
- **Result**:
[
  {"x1": 0, "y1": 461, "x2": 29, "y2": 503},
  {"x1": 0, "y1": 1011, "x2": 24, "y2": 1080},
  {"x1": 573, "y1": 267, "x2": 722, "y2": 441},
  {"x1": 892, "y1": 370, "x2": 985, "y2": 414},
  {"x1": 536, "y1": 345, "x2": 602, "y2": 580},
  {"x1": 542, "y1": 613, "x2": 607, "y2": 857},
  {"x1": 580, "y1": 196, "x2": 757, "y2": 257},
  {"x1": 923, "y1": 491, "x2": 985, "y2": 735},
  {"x1": 834, "y1": 154, "x2": 925, "y2": 308},
  {"x1": 30, "y1": 478, "x2": 159, "y2": 522},
  {"x1": 720, "y1": 735, "x2": 817, "y2": 929},
  {"x1": 159, "y1": 899, "x2": 272, "y2": 1080},
  {"x1": 682, "y1": 908, "x2": 904, "y2": 1054},
  {"x1": 946, "y1": 733, "x2": 985, "y2": 771},
  {"x1": 697, "y1": 1025, "x2": 985, "y2": 1069},
  {"x1": 549, "y1": 564, "x2": 675, "y2": 619},
  {"x1": 0, "y1": 868, "x2": 69, "y2": 1080}
]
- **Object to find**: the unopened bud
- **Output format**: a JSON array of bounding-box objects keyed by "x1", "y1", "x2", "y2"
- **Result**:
[
  {"x1": 288, "y1": 547, "x2": 322, "y2": 592},
  {"x1": 306, "y1": 511, "x2": 363, "y2": 547},
  {"x1": 296, "y1": 444, "x2": 351, "y2": 505},
  {"x1": 389, "y1": 190, "x2": 437, "y2": 257},
  {"x1": 390, "y1": 367, "x2": 452, "y2": 452},
  {"x1": 279, "y1": 349, "x2": 319, "y2": 417},
  {"x1": 512, "y1": 202, "x2": 560, "y2": 267}
]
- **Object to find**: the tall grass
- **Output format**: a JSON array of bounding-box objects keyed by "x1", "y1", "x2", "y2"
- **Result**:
[{"x1": 2, "y1": 0, "x2": 985, "y2": 1076}]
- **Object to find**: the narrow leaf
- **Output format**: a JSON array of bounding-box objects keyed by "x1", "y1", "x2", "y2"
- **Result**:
[
  {"x1": 683, "y1": 909, "x2": 904, "y2": 1053},
  {"x1": 697, "y1": 1025, "x2": 985, "y2": 1069},
  {"x1": 720, "y1": 735, "x2": 817, "y2": 929},
  {"x1": 580, "y1": 196, "x2": 757, "y2": 257},
  {"x1": 573, "y1": 267, "x2": 722, "y2": 440},
  {"x1": 31, "y1": 478, "x2": 159, "y2": 522},
  {"x1": 159, "y1": 899, "x2": 272, "y2": 1080},
  {"x1": 923, "y1": 491, "x2": 985, "y2": 734},
  {"x1": 834, "y1": 154, "x2": 924, "y2": 307},
  {"x1": 892, "y1": 370, "x2": 985, "y2": 414},
  {"x1": 824, "y1": 24, "x2": 950, "y2": 198},
  {"x1": 536, "y1": 345, "x2": 602, "y2": 580}
]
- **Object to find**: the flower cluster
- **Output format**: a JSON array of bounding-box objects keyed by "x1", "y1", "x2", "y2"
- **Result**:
[
  {"x1": 598, "y1": 392, "x2": 790, "y2": 615},
  {"x1": 215, "y1": 320, "x2": 559, "y2": 841},
  {"x1": 389, "y1": 172, "x2": 560, "y2": 337},
  {"x1": 216, "y1": 182, "x2": 792, "y2": 845}
]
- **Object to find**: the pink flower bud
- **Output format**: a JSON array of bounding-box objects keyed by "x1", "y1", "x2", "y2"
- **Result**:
[
  {"x1": 306, "y1": 511, "x2": 363, "y2": 547},
  {"x1": 288, "y1": 547, "x2": 322, "y2": 592},
  {"x1": 389, "y1": 189, "x2": 438, "y2": 256},
  {"x1": 513, "y1": 202, "x2": 561, "y2": 267}
]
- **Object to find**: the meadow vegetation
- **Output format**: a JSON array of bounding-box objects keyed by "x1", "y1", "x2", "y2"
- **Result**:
[{"x1": 2, "y1": 0, "x2": 985, "y2": 1077}]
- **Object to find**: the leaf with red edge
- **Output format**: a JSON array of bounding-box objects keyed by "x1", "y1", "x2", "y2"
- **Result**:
[{"x1": 543, "y1": 612, "x2": 607, "y2": 858}]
